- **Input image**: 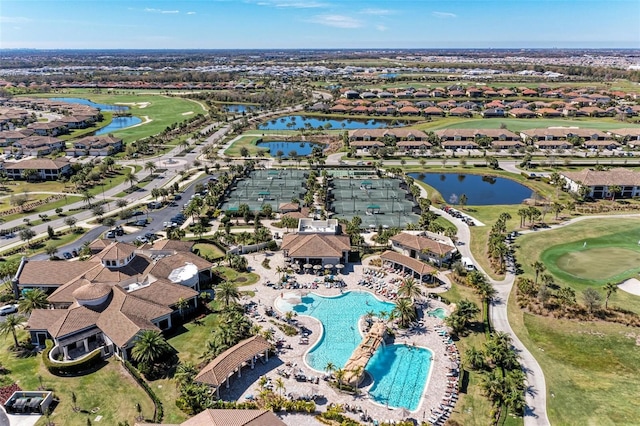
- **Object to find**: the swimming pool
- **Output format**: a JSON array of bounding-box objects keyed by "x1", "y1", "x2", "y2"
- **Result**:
[
  {"x1": 277, "y1": 291, "x2": 432, "y2": 411},
  {"x1": 428, "y1": 307, "x2": 447, "y2": 320}
]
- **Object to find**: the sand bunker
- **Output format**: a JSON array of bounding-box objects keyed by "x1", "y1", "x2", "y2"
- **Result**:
[
  {"x1": 115, "y1": 102, "x2": 150, "y2": 109},
  {"x1": 618, "y1": 278, "x2": 640, "y2": 296},
  {"x1": 181, "y1": 111, "x2": 194, "y2": 116}
]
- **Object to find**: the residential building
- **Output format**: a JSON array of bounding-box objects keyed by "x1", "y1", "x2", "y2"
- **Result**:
[
  {"x1": 68, "y1": 135, "x2": 123, "y2": 157},
  {"x1": 561, "y1": 168, "x2": 640, "y2": 199},
  {"x1": 389, "y1": 231, "x2": 456, "y2": 266},
  {"x1": 4, "y1": 158, "x2": 72, "y2": 180}
]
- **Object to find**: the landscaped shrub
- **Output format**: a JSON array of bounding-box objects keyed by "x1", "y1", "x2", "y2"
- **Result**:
[
  {"x1": 42, "y1": 340, "x2": 102, "y2": 376},
  {"x1": 123, "y1": 360, "x2": 164, "y2": 423}
]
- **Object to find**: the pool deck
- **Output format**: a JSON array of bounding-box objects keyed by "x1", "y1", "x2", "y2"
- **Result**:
[{"x1": 228, "y1": 251, "x2": 460, "y2": 425}]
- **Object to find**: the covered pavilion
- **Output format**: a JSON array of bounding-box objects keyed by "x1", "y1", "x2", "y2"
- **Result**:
[
  {"x1": 194, "y1": 335, "x2": 272, "y2": 397},
  {"x1": 380, "y1": 250, "x2": 436, "y2": 282}
]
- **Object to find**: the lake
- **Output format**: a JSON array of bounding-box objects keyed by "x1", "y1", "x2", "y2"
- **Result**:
[
  {"x1": 258, "y1": 115, "x2": 396, "y2": 130},
  {"x1": 409, "y1": 172, "x2": 535, "y2": 205},
  {"x1": 221, "y1": 104, "x2": 257, "y2": 113},
  {"x1": 256, "y1": 141, "x2": 325, "y2": 157},
  {"x1": 51, "y1": 97, "x2": 130, "y2": 112},
  {"x1": 52, "y1": 97, "x2": 142, "y2": 134},
  {"x1": 96, "y1": 116, "x2": 142, "y2": 135}
]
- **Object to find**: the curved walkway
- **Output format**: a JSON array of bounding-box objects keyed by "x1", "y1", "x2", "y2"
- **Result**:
[{"x1": 416, "y1": 182, "x2": 551, "y2": 426}]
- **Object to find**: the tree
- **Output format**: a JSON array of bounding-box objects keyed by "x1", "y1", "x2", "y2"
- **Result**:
[
  {"x1": 608, "y1": 185, "x2": 621, "y2": 201},
  {"x1": 531, "y1": 261, "x2": 546, "y2": 286},
  {"x1": 582, "y1": 288, "x2": 602, "y2": 313},
  {"x1": 144, "y1": 161, "x2": 157, "y2": 176},
  {"x1": 397, "y1": 277, "x2": 422, "y2": 302},
  {"x1": 459, "y1": 193, "x2": 468, "y2": 210},
  {"x1": 131, "y1": 330, "x2": 172, "y2": 370},
  {"x1": 215, "y1": 281, "x2": 240, "y2": 306},
  {"x1": 19, "y1": 228, "x2": 36, "y2": 248},
  {"x1": 0, "y1": 314, "x2": 26, "y2": 348},
  {"x1": 176, "y1": 297, "x2": 189, "y2": 319},
  {"x1": 81, "y1": 190, "x2": 95, "y2": 208},
  {"x1": 603, "y1": 282, "x2": 618, "y2": 310},
  {"x1": 19, "y1": 288, "x2": 48, "y2": 314},
  {"x1": 45, "y1": 244, "x2": 58, "y2": 260},
  {"x1": 392, "y1": 297, "x2": 417, "y2": 327},
  {"x1": 325, "y1": 362, "x2": 336, "y2": 376},
  {"x1": 125, "y1": 171, "x2": 138, "y2": 189},
  {"x1": 465, "y1": 347, "x2": 486, "y2": 370}
]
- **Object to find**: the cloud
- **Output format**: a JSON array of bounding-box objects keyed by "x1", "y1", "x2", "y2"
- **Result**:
[
  {"x1": 0, "y1": 16, "x2": 32, "y2": 24},
  {"x1": 376, "y1": 25, "x2": 388, "y2": 32},
  {"x1": 432, "y1": 11, "x2": 457, "y2": 18},
  {"x1": 308, "y1": 14, "x2": 362, "y2": 28},
  {"x1": 359, "y1": 8, "x2": 395, "y2": 16},
  {"x1": 144, "y1": 8, "x2": 180, "y2": 14},
  {"x1": 187, "y1": 11, "x2": 196, "y2": 15},
  {"x1": 249, "y1": 0, "x2": 327, "y2": 8}
]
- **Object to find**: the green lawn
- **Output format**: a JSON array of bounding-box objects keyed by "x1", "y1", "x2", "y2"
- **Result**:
[
  {"x1": 517, "y1": 218, "x2": 640, "y2": 314},
  {"x1": 0, "y1": 329, "x2": 154, "y2": 426},
  {"x1": 23, "y1": 91, "x2": 206, "y2": 143},
  {"x1": 419, "y1": 117, "x2": 634, "y2": 133},
  {"x1": 224, "y1": 135, "x2": 268, "y2": 157},
  {"x1": 510, "y1": 308, "x2": 640, "y2": 426},
  {"x1": 192, "y1": 243, "x2": 225, "y2": 261},
  {"x1": 213, "y1": 266, "x2": 260, "y2": 287}
]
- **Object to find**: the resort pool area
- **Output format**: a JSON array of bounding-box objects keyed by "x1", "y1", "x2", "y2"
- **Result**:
[
  {"x1": 277, "y1": 291, "x2": 433, "y2": 411},
  {"x1": 367, "y1": 344, "x2": 432, "y2": 411},
  {"x1": 428, "y1": 308, "x2": 447, "y2": 320}
]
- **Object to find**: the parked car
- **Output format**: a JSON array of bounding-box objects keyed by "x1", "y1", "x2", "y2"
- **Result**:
[
  {"x1": 62, "y1": 252, "x2": 73, "y2": 260},
  {"x1": 131, "y1": 210, "x2": 144, "y2": 216},
  {"x1": 0, "y1": 304, "x2": 18, "y2": 316},
  {"x1": 144, "y1": 232, "x2": 157, "y2": 241},
  {"x1": 133, "y1": 219, "x2": 147, "y2": 227},
  {"x1": 147, "y1": 201, "x2": 162, "y2": 209},
  {"x1": 174, "y1": 194, "x2": 182, "y2": 200},
  {"x1": 136, "y1": 236, "x2": 148, "y2": 244},
  {"x1": 163, "y1": 221, "x2": 177, "y2": 228},
  {"x1": 105, "y1": 230, "x2": 116, "y2": 238}
]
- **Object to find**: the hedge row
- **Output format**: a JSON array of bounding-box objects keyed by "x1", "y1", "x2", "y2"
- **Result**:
[
  {"x1": 42, "y1": 340, "x2": 102, "y2": 375},
  {"x1": 123, "y1": 360, "x2": 164, "y2": 423}
]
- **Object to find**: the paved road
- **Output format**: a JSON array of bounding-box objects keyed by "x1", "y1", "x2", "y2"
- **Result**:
[{"x1": 417, "y1": 182, "x2": 551, "y2": 426}]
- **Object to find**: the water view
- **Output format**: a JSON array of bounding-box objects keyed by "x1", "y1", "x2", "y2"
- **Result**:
[
  {"x1": 221, "y1": 104, "x2": 257, "y2": 113},
  {"x1": 52, "y1": 97, "x2": 130, "y2": 112},
  {"x1": 258, "y1": 115, "x2": 396, "y2": 130},
  {"x1": 256, "y1": 141, "x2": 325, "y2": 157},
  {"x1": 96, "y1": 116, "x2": 142, "y2": 135},
  {"x1": 410, "y1": 173, "x2": 535, "y2": 205}
]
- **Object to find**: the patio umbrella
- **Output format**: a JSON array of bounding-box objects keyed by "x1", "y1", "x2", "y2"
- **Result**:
[
  {"x1": 324, "y1": 264, "x2": 334, "y2": 270},
  {"x1": 291, "y1": 263, "x2": 301, "y2": 270},
  {"x1": 335, "y1": 263, "x2": 344, "y2": 270},
  {"x1": 313, "y1": 265, "x2": 322, "y2": 271},
  {"x1": 303, "y1": 263, "x2": 313, "y2": 269}
]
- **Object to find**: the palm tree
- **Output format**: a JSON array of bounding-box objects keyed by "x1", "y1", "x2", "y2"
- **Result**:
[
  {"x1": 274, "y1": 377, "x2": 286, "y2": 397},
  {"x1": 125, "y1": 171, "x2": 138, "y2": 189},
  {"x1": 398, "y1": 277, "x2": 422, "y2": 302},
  {"x1": 392, "y1": 298, "x2": 417, "y2": 328},
  {"x1": 459, "y1": 193, "x2": 468, "y2": 210},
  {"x1": 19, "y1": 288, "x2": 48, "y2": 314},
  {"x1": 144, "y1": 161, "x2": 157, "y2": 176},
  {"x1": 81, "y1": 190, "x2": 95, "y2": 208},
  {"x1": 476, "y1": 281, "x2": 497, "y2": 318},
  {"x1": 175, "y1": 297, "x2": 189, "y2": 319},
  {"x1": 215, "y1": 281, "x2": 240, "y2": 306},
  {"x1": 334, "y1": 368, "x2": 346, "y2": 390},
  {"x1": 0, "y1": 314, "x2": 26, "y2": 348},
  {"x1": 608, "y1": 185, "x2": 621, "y2": 201},
  {"x1": 531, "y1": 261, "x2": 546, "y2": 286},
  {"x1": 603, "y1": 282, "x2": 618, "y2": 310},
  {"x1": 131, "y1": 330, "x2": 172, "y2": 369},
  {"x1": 465, "y1": 347, "x2": 486, "y2": 370},
  {"x1": 325, "y1": 362, "x2": 336, "y2": 377},
  {"x1": 174, "y1": 362, "x2": 198, "y2": 388}
]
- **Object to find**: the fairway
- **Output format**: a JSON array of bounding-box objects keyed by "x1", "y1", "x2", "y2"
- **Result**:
[
  {"x1": 554, "y1": 247, "x2": 640, "y2": 280},
  {"x1": 540, "y1": 227, "x2": 640, "y2": 285}
]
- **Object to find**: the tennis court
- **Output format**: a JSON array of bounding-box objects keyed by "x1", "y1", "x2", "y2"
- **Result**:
[
  {"x1": 329, "y1": 176, "x2": 420, "y2": 228},
  {"x1": 221, "y1": 169, "x2": 308, "y2": 212}
]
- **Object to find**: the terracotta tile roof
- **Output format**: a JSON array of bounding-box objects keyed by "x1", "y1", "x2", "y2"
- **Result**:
[
  {"x1": 48, "y1": 277, "x2": 102, "y2": 304},
  {"x1": 25, "y1": 309, "x2": 66, "y2": 331},
  {"x1": 390, "y1": 232, "x2": 456, "y2": 256},
  {"x1": 380, "y1": 250, "x2": 436, "y2": 276},
  {"x1": 4, "y1": 158, "x2": 70, "y2": 170},
  {"x1": 89, "y1": 239, "x2": 112, "y2": 252},
  {"x1": 562, "y1": 168, "x2": 640, "y2": 186},
  {"x1": 93, "y1": 241, "x2": 136, "y2": 261},
  {"x1": 18, "y1": 260, "x2": 100, "y2": 287},
  {"x1": 150, "y1": 239, "x2": 195, "y2": 252},
  {"x1": 148, "y1": 252, "x2": 213, "y2": 280},
  {"x1": 350, "y1": 140, "x2": 385, "y2": 147},
  {"x1": 131, "y1": 278, "x2": 198, "y2": 307},
  {"x1": 281, "y1": 234, "x2": 350, "y2": 258},
  {"x1": 181, "y1": 409, "x2": 285, "y2": 426},
  {"x1": 609, "y1": 128, "x2": 640, "y2": 137},
  {"x1": 48, "y1": 304, "x2": 101, "y2": 339},
  {"x1": 195, "y1": 336, "x2": 272, "y2": 388}
]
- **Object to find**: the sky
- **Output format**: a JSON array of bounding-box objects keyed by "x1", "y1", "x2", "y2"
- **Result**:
[{"x1": 1, "y1": 0, "x2": 639, "y2": 50}]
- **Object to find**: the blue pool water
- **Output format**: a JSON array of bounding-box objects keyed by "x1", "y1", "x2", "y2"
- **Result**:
[
  {"x1": 256, "y1": 141, "x2": 326, "y2": 157},
  {"x1": 428, "y1": 307, "x2": 447, "y2": 319},
  {"x1": 367, "y1": 344, "x2": 432, "y2": 411},
  {"x1": 258, "y1": 115, "x2": 395, "y2": 130},
  {"x1": 278, "y1": 291, "x2": 432, "y2": 411}
]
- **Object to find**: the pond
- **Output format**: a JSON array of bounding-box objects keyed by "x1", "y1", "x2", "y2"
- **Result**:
[
  {"x1": 256, "y1": 141, "x2": 325, "y2": 157},
  {"x1": 51, "y1": 97, "x2": 130, "y2": 112},
  {"x1": 52, "y1": 97, "x2": 142, "y2": 134},
  {"x1": 409, "y1": 172, "x2": 535, "y2": 205},
  {"x1": 258, "y1": 115, "x2": 397, "y2": 130},
  {"x1": 96, "y1": 116, "x2": 142, "y2": 135},
  {"x1": 221, "y1": 104, "x2": 257, "y2": 113}
]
